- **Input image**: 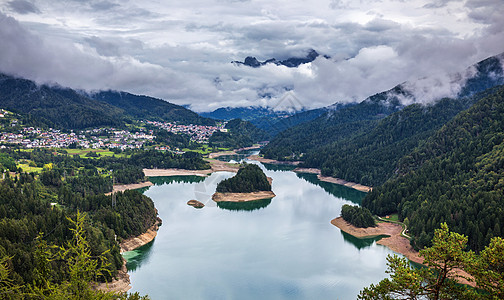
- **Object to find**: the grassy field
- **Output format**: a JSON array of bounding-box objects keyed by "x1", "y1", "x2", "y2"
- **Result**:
[
  {"x1": 377, "y1": 213, "x2": 399, "y2": 222},
  {"x1": 17, "y1": 163, "x2": 43, "y2": 173},
  {"x1": 182, "y1": 145, "x2": 231, "y2": 155},
  {"x1": 64, "y1": 149, "x2": 127, "y2": 158}
]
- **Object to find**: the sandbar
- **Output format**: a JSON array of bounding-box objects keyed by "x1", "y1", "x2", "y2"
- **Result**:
[
  {"x1": 212, "y1": 191, "x2": 276, "y2": 202},
  {"x1": 318, "y1": 175, "x2": 372, "y2": 192}
]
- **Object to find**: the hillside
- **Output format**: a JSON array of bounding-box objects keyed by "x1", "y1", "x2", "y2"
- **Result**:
[
  {"x1": 0, "y1": 73, "x2": 125, "y2": 129},
  {"x1": 260, "y1": 88, "x2": 406, "y2": 160},
  {"x1": 91, "y1": 91, "x2": 215, "y2": 126},
  {"x1": 262, "y1": 52, "x2": 504, "y2": 167},
  {"x1": 200, "y1": 106, "x2": 327, "y2": 136},
  {"x1": 302, "y1": 95, "x2": 479, "y2": 186},
  {"x1": 0, "y1": 73, "x2": 217, "y2": 130},
  {"x1": 200, "y1": 106, "x2": 285, "y2": 121},
  {"x1": 208, "y1": 118, "x2": 269, "y2": 148},
  {"x1": 363, "y1": 85, "x2": 504, "y2": 252}
]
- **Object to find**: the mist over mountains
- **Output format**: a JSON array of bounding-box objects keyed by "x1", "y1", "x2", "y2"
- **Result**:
[{"x1": 232, "y1": 49, "x2": 329, "y2": 68}]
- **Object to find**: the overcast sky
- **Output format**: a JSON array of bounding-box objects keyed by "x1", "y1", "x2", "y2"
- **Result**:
[{"x1": 0, "y1": 0, "x2": 503, "y2": 112}]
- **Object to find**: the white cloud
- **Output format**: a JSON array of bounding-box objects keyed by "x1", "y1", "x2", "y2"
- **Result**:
[{"x1": 0, "y1": 0, "x2": 502, "y2": 112}]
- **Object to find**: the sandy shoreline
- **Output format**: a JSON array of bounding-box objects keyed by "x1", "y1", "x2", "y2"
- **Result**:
[
  {"x1": 247, "y1": 155, "x2": 301, "y2": 165},
  {"x1": 120, "y1": 218, "x2": 161, "y2": 253},
  {"x1": 96, "y1": 218, "x2": 161, "y2": 293},
  {"x1": 331, "y1": 217, "x2": 473, "y2": 286},
  {"x1": 105, "y1": 181, "x2": 154, "y2": 195},
  {"x1": 318, "y1": 175, "x2": 372, "y2": 192},
  {"x1": 143, "y1": 159, "x2": 241, "y2": 178},
  {"x1": 143, "y1": 168, "x2": 211, "y2": 177},
  {"x1": 292, "y1": 167, "x2": 321, "y2": 174},
  {"x1": 292, "y1": 168, "x2": 372, "y2": 192},
  {"x1": 331, "y1": 217, "x2": 422, "y2": 263},
  {"x1": 212, "y1": 190, "x2": 276, "y2": 202}
]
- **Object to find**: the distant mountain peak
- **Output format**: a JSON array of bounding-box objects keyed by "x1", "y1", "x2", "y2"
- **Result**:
[{"x1": 232, "y1": 49, "x2": 329, "y2": 68}]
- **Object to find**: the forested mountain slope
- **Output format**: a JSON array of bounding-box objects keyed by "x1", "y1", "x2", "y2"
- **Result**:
[
  {"x1": 261, "y1": 52, "x2": 504, "y2": 162},
  {"x1": 0, "y1": 73, "x2": 125, "y2": 129},
  {"x1": 209, "y1": 118, "x2": 269, "y2": 148},
  {"x1": 260, "y1": 88, "x2": 406, "y2": 160},
  {"x1": 363, "y1": 85, "x2": 504, "y2": 252},
  {"x1": 0, "y1": 73, "x2": 216, "y2": 130},
  {"x1": 200, "y1": 106, "x2": 328, "y2": 137},
  {"x1": 91, "y1": 91, "x2": 215, "y2": 126},
  {"x1": 302, "y1": 95, "x2": 480, "y2": 186}
]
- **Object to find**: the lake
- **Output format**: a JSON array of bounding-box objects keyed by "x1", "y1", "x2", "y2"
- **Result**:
[{"x1": 124, "y1": 158, "x2": 396, "y2": 299}]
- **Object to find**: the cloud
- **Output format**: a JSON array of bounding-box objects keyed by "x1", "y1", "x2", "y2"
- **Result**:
[
  {"x1": 0, "y1": 0, "x2": 502, "y2": 112},
  {"x1": 7, "y1": 0, "x2": 40, "y2": 14}
]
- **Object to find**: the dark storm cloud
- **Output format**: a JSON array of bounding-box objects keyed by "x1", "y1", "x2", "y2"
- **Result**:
[{"x1": 7, "y1": 0, "x2": 40, "y2": 14}]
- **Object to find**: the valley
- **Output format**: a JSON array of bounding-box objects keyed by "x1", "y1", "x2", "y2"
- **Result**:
[{"x1": 0, "y1": 41, "x2": 504, "y2": 299}]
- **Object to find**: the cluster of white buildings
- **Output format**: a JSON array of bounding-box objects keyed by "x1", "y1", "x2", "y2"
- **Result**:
[
  {"x1": 0, "y1": 113, "x2": 227, "y2": 150},
  {"x1": 145, "y1": 120, "x2": 226, "y2": 142},
  {"x1": 0, "y1": 127, "x2": 155, "y2": 150}
]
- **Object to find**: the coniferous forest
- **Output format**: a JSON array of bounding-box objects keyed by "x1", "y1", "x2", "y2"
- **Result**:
[
  {"x1": 363, "y1": 85, "x2": 504, "y2": 252},
  {"x1": 216, "y1": 163, "x2": 271, "y2": 193}
]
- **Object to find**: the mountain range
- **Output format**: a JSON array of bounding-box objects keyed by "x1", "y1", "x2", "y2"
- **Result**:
[
  {"x1": 262, "y1": 52, "x2": 504, "y2": 162},
  {"x1": 260, "y1": 51, "x2": 504, "y2": 252},
  {"x1": 232, "y1": 49, "x2": 329, "y2": 68},
  {"x1": 199, "y1": 105, "x2": 330, "y2": 136},
  {"x1": 2, "y1": 49, "x2": 504, "y2": 253},
  {"x1": 0, "y1": 73, "x2": 215, "y2": 129}
]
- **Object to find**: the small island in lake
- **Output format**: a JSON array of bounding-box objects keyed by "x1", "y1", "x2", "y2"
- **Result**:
[
  {"x1": 212, "y1": 163, "x2": 275, "y2": 202},
  {"x1": 187, "y1": 199, "x2": 205, "y2": 208}
]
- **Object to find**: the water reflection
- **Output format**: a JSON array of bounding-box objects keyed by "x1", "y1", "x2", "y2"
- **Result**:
[
  {"x1": 262, "y1": 163, "x2": 297, "y2": 172},
  {"x1": 149, "y1": 175, "x2": 206, "y2": 185},
  {"x1": 123, "y1": 240, "x2": 155, "y2": 271},
  {"x1": 216, "y1": 198, "x2": 272, "y2": 211},
  {"x1": 126, "y1": 163, "x2": 396, "y2": 300},
  {"x1": 340, "y1": 231, "x2": 389, "y2": 250},
  {"x1": 296, "y1": 173, "x2": 365, "y2": 205},
  {"x1": 214, "y1": 149, "x2": 260, "y2": 163}
]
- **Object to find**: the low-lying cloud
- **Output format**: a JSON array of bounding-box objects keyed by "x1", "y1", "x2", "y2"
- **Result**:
[{"x1": 0, "y1": 0, "x2": 503, "y2": 112}]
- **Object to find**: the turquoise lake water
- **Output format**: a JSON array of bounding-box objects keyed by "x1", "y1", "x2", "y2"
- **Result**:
[{"x1": 124, "y1": 158, "x2": 396, "y2": 299}]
